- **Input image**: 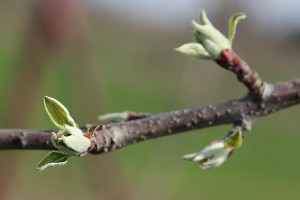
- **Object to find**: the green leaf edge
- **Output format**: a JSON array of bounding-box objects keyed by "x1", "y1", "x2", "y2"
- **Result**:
[
  {"x1": 228, "y1": 12, "x2": 246, "y2": 47},
  {"x1": 199, "y1": 9, "x2": 211, "y2": 25},
  {"x1": 174, "y1": 43, "x2": 212, "y2": 60},
  {"x1": 225, "y1": 129, "x2": 243, "y2": 148},
  {"x1": 37, "y1": 151, "x2": 69, "y2": 171},
  {"x1": 44, "y1": 96, "x2": 77, "y2": 129}
]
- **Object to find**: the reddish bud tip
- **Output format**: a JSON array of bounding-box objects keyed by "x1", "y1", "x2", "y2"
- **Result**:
[
  {"x1": 232, "y1": 54, "x2": 241, "y2": 66},
  {"x1": 220, "y1": 49, "x2": 233, "y2": 64}
]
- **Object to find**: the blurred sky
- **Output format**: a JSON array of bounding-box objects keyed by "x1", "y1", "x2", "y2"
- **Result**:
[{"x1": 86, "y1": 0, "x2": 300, "y2": 37}]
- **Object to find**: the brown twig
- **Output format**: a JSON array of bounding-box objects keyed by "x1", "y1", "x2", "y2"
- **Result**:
[
  {"x1": 1, "y1": 79, "x2": 299, "y2": 153},
  {"x1": 216, "y1": 49, "x2": 267, "y2": 98}
]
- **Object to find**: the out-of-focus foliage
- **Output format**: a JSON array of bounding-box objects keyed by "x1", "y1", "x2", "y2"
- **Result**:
[{"x1": 0, "y1": 1, "x2": 300, "y2": 200}]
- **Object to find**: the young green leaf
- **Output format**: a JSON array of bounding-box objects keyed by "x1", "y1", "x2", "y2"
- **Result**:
[
  {"x1": 174, "y1": 43, "x2": 212, "y2": 59},
  {"x1": 225, "y1": 128, "x2": 243, "y2": 148},
  {"x1": 51, "y1": 133, "x2": 80, "y2": 156},
  {"x1": 44, "y1": 96, "x2": 77, "y2": 129},
  {"x1": 199, "y1": 9, "x2": 212, "y2": 25},
  {"x1": 61, "y1": 134, "x2": 91, "y2": 156},
  {"x1": 228, "y1": 12, "x2": 246, "y2": 47},
  {"x1": 37, "y1": 151, "x2": 69, "y2": 171}
]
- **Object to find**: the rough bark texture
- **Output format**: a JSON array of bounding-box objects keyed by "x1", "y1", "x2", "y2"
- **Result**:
[{"x1": 1, "y1": 79, "x2": 299, "y2": 153}]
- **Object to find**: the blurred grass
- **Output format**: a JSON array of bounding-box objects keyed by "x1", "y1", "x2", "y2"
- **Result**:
[{"x1": 1, "y1": 2, "x2": 300, "y2": 200}]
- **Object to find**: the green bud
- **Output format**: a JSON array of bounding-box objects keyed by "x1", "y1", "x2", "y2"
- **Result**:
[
  {"x1": 51, "y1": 125, "x2": 91, "y2": 156},
  {"x1": 176, "y1": 9, "x2": 246, "y2": 61},
  {"x1": 38, "y1": 96, "x2": 94, "y2": 171},
  {"x1": 192, "y1": 20, "x2": 230, "y2": 49},
  {"x1": 98, "y1": 112, "x2": 130, "y2": 124}
]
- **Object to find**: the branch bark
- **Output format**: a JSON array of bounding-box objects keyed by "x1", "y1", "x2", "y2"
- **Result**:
[{"x1": 1, "y1": 79, "x2": 299, "y2": 153}]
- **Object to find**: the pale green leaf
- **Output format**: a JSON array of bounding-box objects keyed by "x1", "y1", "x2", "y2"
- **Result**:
[
  {"x1": 201, "y1": 38, "x2": 224, "y2": 59},
  {"x1": 199, "y1": 9, "x2": 211, "y2": 25},
  {"x1": 174, "y1": 43, "x2": 212, "y2": 60},
  {"x1": 228, "y1": 12, "x2": 246, "y2": 47},
  {"x1": 61, "y1": 134, "x2": 91, "y2": 156},
  {"x1": 192, "y1": 20, "x2": 230, "y2": 50},
  {"x1": 37, "y1": 151, "x2": 69, "y2": 171},
  {"x1": 51, "y1": 133, "x2": 79, "y2": 156},
  {"x1": 64, "y1": 125, "x2": 83, "y2": 136},
  {"x1": 44, "y1": 96, "x2": 77, "y2": 129}
]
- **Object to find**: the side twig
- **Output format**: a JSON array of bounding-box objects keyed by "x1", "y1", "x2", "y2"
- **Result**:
[{"x1": 217, "y1": 49, "x2": 268, "y2": 98}]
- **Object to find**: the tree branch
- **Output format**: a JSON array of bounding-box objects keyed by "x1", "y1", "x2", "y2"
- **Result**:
[
  {"x1": 1, "y1": 10, "x2": 300, "y2": 167},
  {"x1": 1, "y1": 79, "x2": 299, "y2": 153}
]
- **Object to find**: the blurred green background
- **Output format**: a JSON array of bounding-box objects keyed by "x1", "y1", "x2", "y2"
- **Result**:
[{"x1": 0, "y1": 0, "x2": 300, "y2": 200}]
